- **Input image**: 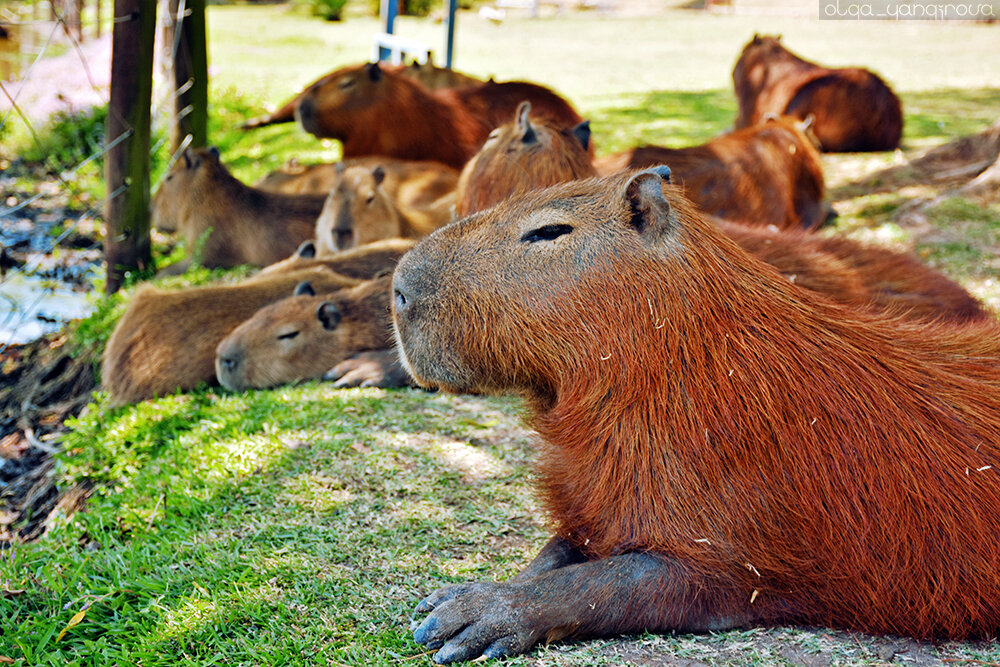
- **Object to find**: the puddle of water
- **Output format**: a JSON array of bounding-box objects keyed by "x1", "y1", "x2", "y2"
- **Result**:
[{"x1": 0, "y1": 271, "x2": 94, "y2": 346}]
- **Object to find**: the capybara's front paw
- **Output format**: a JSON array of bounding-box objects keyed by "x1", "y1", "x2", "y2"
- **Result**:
[
  {"x1": 411, "y1": 582, "x2": 544, "y2": 663},
  {"x1": 325, "y1": 349, "x2": 412, "y2": 388}
]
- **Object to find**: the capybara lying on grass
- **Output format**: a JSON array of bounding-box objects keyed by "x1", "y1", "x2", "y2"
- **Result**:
[
  {"x1": 256, "y1": 156, "x2": 459, "y2": 201},
  {"x1": 456, "y1": 101, "x2": 595, "y2": 217},
  {"x1": 596, "y1": 116, "x2": 828, "y2": 230},
  {"x1": 152, "y1": 147, "x2": 325, "y2": 271},
  {"x1": 215, "y1": 276, "x2": 402, "y2": 391},
  {"x1": 293, "y1": 62, "x2": 584, "y2": 169},
  {"x1": 256, "y1": 237, "x2": 417, "y2": 279},
  {"x1": 732, "y1": 34, "x2": 903, "y2": 152},
  {"x1": 394, "y1": 168, "x2": 1000, "y2": 662}
]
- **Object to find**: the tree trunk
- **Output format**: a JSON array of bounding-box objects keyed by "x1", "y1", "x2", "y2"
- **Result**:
[{"x1": 167, "y1": 0, "x2": 208, "y2": 151}]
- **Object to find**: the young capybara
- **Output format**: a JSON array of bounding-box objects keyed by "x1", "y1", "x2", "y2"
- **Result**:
[
  {"x1": 455, "y1": 101, "x2": 595, "y2": 217},
  {"x1": 732, "y1": 35, "x2": 903, "y2": 152},
  {"x1": 394, "y1": 168, "x2": 1000, "y2": 662},
  {"x1": 293, "y1": 62, "x2": 584, "y2": 169},
  {"x1": 314, "y1": 164, "x2": 455, "y2": 253},
  {"x1": 215, "y1": 276, "x2": 401, "y2": 391},
  {"x1": 596, "y1": 115, "x2": 828, "y2": 230},
  {"x1": 102, "y1": 268, "x2": 358, "y2": 407},
  {"x1": 255, "y1": 237, "x2": 417, "y2": 279},
  {"x1": 256, "y1": 156, "x2": 459, "y2": 200},
  {"x1": 241, "y1": 60, "x2": 483, "y2": 130},
  {"x1": 152, "y1": 147, "x2": 327, "y2": 270}
]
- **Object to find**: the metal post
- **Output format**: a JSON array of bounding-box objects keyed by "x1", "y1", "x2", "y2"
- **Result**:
[
  {"x1": 445, "y1": 0, "x2": 456, "y2": 68},
  {"x1": 378, "y1": 0, "x2": 398, "y2": 61}
]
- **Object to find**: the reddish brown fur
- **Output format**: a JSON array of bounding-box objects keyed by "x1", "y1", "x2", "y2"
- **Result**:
[
  {"x1": 596, "y1": 116, "x2": 828, "y2": 230},
  {"x1": 394, "y1": 171, "x2": 1000, "y2": 659},
  {"x1": 456, "y1": 101, "x2": 596, "y2": 217},
  {"x1": 101, "y1": 268, "x2": 358, "y2": 406},
  {"x1": 733, "y1": 35, "x2": 903, "y2": 152},
  {"x1": 152, "y1": 147, "x2": 326, "y2": 269},
  {"x1": 294, "y1": 62, "x2": 583, "y2": 169},
  {"x1": 215, "y1": 276, "x2": 395, "y2": 391}
]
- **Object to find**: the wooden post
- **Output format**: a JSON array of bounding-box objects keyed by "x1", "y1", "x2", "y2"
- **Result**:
[
  {"x1": 104, "y1": 0, "x2": 156, "y2": 294},
  {"x1": 167, "y1": 0, "x2": 208, "y2": 151},
  {"x1": 95, "y1": 0, "x2": 102, "y2": 39}
]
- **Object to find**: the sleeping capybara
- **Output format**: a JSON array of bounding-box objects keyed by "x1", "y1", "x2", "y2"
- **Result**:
[
  {"x1": 152, "y1": 147, "x2": 326, "y2": 271},
  {"x1": 256, "y1": 156, "x2": 459, "y2": 201},
  {"x1": 732, "y1": 35, "x2": 903, "y2": 152},
  {"x1": 293, "y1": 62, "x2": 584, "y2": 169},
  {"x1": 255, "y1": 237, "x2": 417, "y2": 279},
  {"x1": 102, "y1": 268, "x2": 358, "y2": 407},
  {"x1": 314, "y1": 164, "x2": 455, "y2": 253},
  {"x1": 215, "y1": 276, "x2": 399, "y2": 391},
  {"x1": 394, "y1": 168, "x2": 1000, "y2": 662},
  {"x1": 455, "y1": 101, "x2": 595, "y2": 217},
  {"x1": 241, "y1": 60, "x2": 483, "y2": 130},
  {"x1": 596, "y1": 115, "x2": 828, "y2": 230}
]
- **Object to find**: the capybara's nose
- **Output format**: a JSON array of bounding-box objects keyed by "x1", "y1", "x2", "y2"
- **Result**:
[
  {"x1": 393, "y1": 286, "x2": 409, "y2": 315},
  {"x1": 295, "y1": 96, "x2": 317, "y2": 134},
  {"x1": 218, "y1": 353, "x2": 241, "y2": 374}
]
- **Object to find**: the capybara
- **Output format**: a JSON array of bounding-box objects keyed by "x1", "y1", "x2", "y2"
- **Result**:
[
  {"x1": 294, "y1": 62, "x2": 584, "y2": 169},
  {"x1": 314, "y1": 163, "x2": 455, "y2": 253},
  {"x1": 241, "y1": 60, "x2": 484, "y2": 130},
  {"x1": 732, "y1": 35, "x2": 903, "y2": 152},
  {"x1": 102, "y1": 268, "x2": 358, "y2": 407},
  {"x1": 595, "y1": 115, "x2": 828, "y2": 230},
  {"x1": 256, "y1": 156, "x2": 459, "y2": 200},
  {"x1": 215, "y1": 276, "x2": 398, "y2": 391},
  {"x1": 455, "y1": 101, "x2": 595, "y2": 217},
  {"x1": 394, "y1": 168, "x2": 1000, "y2": 662},
  {"x1": 152, "y1": 147, "x2": 326, "y2": 270},
  {"x1": 255, "y1": 237, "x2": 417, "y2": 279}
]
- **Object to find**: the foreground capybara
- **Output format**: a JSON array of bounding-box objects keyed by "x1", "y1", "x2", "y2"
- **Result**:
[
  {"x1": 102, "y1": 268, "x2": 358, "y2": 406},
  {"x1": 152, "y1": 147, "x2": 326, "y2": 270},
  {"x1": 394, "y1": 168, "x2": 1000, "y2": 662},
  {"x1": 314, "y1": 164, "x2": 455, "y2": 253},
  {"x1": 256, "y1": 237, "x2": 417, "y2": 279},
  {"x1": 256, "y1": 156, "x2": 459, "y2": 200},
  {"x1": 455, "y1": 101, "x2": 595, "y2": 217},
  {"x1": 241, "y1": 60, "x2": 483, "y2": 130},
  {"x1": 733, "y1": 35, "x2": 903, "y2": 152},
  {"x1": 294, "y1": 62, "x2": 584, "y2": 169},
  {"x1": 215, "y1": 276, "x2": 397, "y2": 391},
  {"x1": 596, "y1": 115, "x2": 828, "y2": 230}
]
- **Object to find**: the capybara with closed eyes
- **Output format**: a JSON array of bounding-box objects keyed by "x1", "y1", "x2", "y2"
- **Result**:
[{"x1": 393, "y1": 168, "x2": 1000, "y2": 662}]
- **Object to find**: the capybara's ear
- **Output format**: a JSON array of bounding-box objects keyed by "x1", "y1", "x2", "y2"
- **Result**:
[
  {"x1": 208, "y1": 146, "x2": 221, "y2": 161},
  {"x1": 294, "y1": 281, "x2": 316, "y2": 297},
  {"x1": 182, "y1": 147, "x2": 198, "y2": 169},
  {"x1": 752, "y1": 32, "x2": 761, "y2": 43},
  {"x1": 365, "y1": 61, "x2": 383, "y2": 82},
  {"x1": 296, "y1": 240, "x2": 317, "y2": 259},
  {"x1": 334, "y1": 161, "x2": 347, "y2": 175},
  {"x1": 316, "y1": 302, "x2": 342, "y2": 331},
  {"x1": 372, "y1": 165, "x2": 386, "y2": 186},
  {"x1": 515, "y1": 101, "x2": 537, "y2": 145},
  {"x1": 624, "y1": 166, "x2": 676, "y2": 241},
  {"x1": 571, "y1": 120, "x2": 591, "y2": 151}
]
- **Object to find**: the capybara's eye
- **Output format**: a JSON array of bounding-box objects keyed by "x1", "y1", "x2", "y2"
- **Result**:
[
  {"x1": 521, "y1": 224, "x2": 574, "y2": 243},
  {"x1": 277, "y1": 331, "x2": 300, "y2": 340},
  {"x1": 338, "y1": 78, "x2": 355, "y2": 89},
  {"x1": 365, "y1": 195, "x2": 375, "y2": 205}
]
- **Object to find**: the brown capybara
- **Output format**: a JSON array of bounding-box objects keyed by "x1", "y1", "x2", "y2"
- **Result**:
[
  {"x1": 315, "y1": 164, "x2": 455, "y2": 253},
  {"x1": 215, "y1": 276, "x2": 407, "y2": 391},
  {"x1": 255, "y1": 237, "x2": 417, "y2": 280},
  {"x1": 102, "y1": 268, "x2": 358, "y2": 407},
  {"x1": 394, "y1": 168, "x2": 1000, "y2": 661},
  {"x1": 293, "y1": 62, "x2": 584, "y2": 169},
  {"x1": 152, "y1": 147, "x2": 327, "y2": 271},
  {"x1": 241, "y1": 60, "x2": 483, "y2": 130},
  {"x1": 255, "y1": 156, "x2": 459, "y2": 200},
  {"x1": 732, "y1": 35, "x2": 903, "y2": 152},
  {"x1": 455, "y1": 101, "x2": 595, "y2": 217},
  {"x1": 595, "y1": 115, "x2": 828, "y2": 230}
]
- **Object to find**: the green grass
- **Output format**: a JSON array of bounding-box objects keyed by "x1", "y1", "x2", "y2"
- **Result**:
[{"x1": 3, "y1": 3, "x2": 1000, "y2": 664}]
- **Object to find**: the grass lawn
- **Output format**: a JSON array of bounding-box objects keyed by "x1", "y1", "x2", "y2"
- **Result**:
[{"x1": 2, "y1": 3, "x2": 1000, "y2": 665}]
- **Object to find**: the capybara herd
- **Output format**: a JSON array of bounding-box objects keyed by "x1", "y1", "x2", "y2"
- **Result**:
[{"x1": 101, "y1": 34, "x2": 1000, "y2": 664}]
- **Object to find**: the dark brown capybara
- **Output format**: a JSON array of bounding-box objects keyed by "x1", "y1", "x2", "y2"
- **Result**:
[
  {"x1": 241, "y1": 60, "x2": 484, "y2": 130},
  {"x1": 101, "y1": 268, "x2": 359, "y2": 407},
  {"x1": 596, "y1": 115, "x2": 828, "y2": 230},
  {"x1": 393, "y1": 168, "x2": 1000, "y2": 662},
  {"x1": 152, "y1": 147, "x2": 326, "y2": 271},
  {"x1": 455, "y1": 101, "x2": 594, "y2": 218},
  {"x1": 293, "y1": 62, "x2": 584, "y2": 169},
  {"x1": 732, "y1": 35, "x2": 903, "y2": 152},
  {"x1": 256, "y1": 237, "x2": 417, "y2": 279},
  {"x1": 314, "y1": 164, "x2": 455, "y2": 253},
  {"x1": 255, "y1": 156, "x2": 459, "y2": 201},
  {"x1": 215, "y1": 276, "x2": 405, "y2": 391}
]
